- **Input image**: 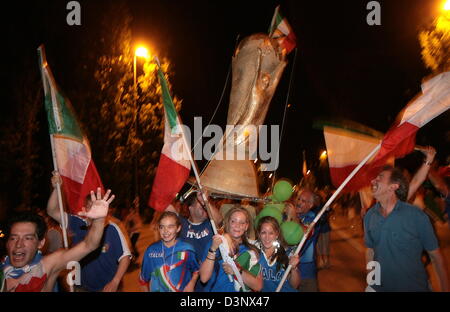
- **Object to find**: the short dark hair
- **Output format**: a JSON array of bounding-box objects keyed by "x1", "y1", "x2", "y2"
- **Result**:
[
  {"x1": 158, "y1": 211, "x2": 181, "y2": 228},
  {"x1": 6, "y1": 212, "x2": 47, "y2": 241},
  {"x1": 184, "y1": 192, "x2": 198, "y2": 207},
  {"x1": 382, "y1": 165, "x2": 409, "y2": 201}
]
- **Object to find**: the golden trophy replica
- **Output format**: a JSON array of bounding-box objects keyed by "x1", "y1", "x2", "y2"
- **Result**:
[{"x1": 195, "y1": 33, "x2": 288, "y2": 199}]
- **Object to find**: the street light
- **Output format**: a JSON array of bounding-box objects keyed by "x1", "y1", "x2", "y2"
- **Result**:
[
  {"x1": 134, "y1": 46, "x2": 150, "y2": 90},
  {"x1": 444, "y1": 0, "x2": 450, "y2": 11},
  {"x1": 133, "y1": 45, "x2": 150, "y2": 210}
]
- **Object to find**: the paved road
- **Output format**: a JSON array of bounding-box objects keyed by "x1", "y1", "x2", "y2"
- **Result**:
[{"x1": 122, "y1": 213, "x2": 450, "y2": 292}]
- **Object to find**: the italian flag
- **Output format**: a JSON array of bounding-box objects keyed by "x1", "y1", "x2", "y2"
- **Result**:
[
  {"x1": 38, "y1": 45, "x2": 104, "y2": 215},
  {"x1": 269, "y1": 5, "x2": 296, "y2": 54},
  {"x1": 371, "y1": 71, "x2": 450, "y2": 168},
  {"x1": 324, "y1": 124, "x2": 385, "y2": 192},
  {"x1": 324, "y1": 71, "x2": 450, "y2": 192},
  {"x1": 148, "y1": 60, "x2": 191, "y2": 212}
]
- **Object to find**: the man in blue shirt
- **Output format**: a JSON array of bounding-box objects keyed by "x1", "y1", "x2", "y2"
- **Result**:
[
  {"x1": 294, "y1": 189, "x2": 321, "y2": 292},
  {"x1": 364, "y1": 166, "x2": 448, "y2": 292}
]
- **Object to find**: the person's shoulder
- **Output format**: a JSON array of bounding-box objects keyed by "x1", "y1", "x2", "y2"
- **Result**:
[
  {"x1": 365, "y1": 204, "x2": 379, "y2": 217},
  {"x1": 176, "y1": 240, "x2": 196, "y2": 252},
  {"x1": 398, "y1": 201, "x2": 430, "y2": 220},
  {"x1": 68, "y1": 213, "x2": 87, "y2": 224},
  {"x1": 142, "y1": 241, "x2": 161, "y2": 255},
  {"x1": 397, "y1": 201, "x2": 423, "y2": 214}
]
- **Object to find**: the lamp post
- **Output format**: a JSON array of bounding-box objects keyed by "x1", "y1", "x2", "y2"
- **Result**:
[{"x1": 133, "y1": 46, "x2": 149, "y2": 210}]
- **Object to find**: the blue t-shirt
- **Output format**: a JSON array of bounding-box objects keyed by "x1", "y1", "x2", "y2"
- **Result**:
[
  {"x1": 202, "y1": 240, "x2": 261, "y2": 292},
  {"x1": 180, "y1": 217, "x2": 213, "y2": 291},
  {"x1": 67, "y1": 214, "x2": 131, "y2": 291},
  {"x1": 295, "y1": 210, "x2": 320, "y2": 279},
  {"x1": 260, "y1": 252, "x2": 298, "y2": 292},
  {"x1": 180, "y1": 217, "x2": 213, "y2": 262},
  {"x1": 364, "y1": 201, "x2": 439, "y2": 292},
  {"x1": 140, "y1": 240, "x2": 199, "y2": 292}
]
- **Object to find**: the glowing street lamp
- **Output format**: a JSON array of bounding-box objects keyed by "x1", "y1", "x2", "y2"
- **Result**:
[
  {"x1": 133, "y1": 45, "x2": 150, "y2": 209},
  {"x1": 444, "y1": 0, "x2": 450, "y2": 11},
  {"x1": 320, "y1": 150, "x2": 327, "y2": 160},
  {"x1": 134, "y1": 46, "x2": 150, "y2": 88}
]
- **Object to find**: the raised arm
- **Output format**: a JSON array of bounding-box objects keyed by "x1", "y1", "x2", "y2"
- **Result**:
[
  {"x1": 198, "y1": 191, "x2": 223, "y2": 227},
  {"x1": 44, "y1": 188, "x2": 115, "y2": 276},
  {"x1": 408, "y1": 146, "x2": 436, "y2": 201},
  {"x1": 46, "y1": 172, "x2": 63, "y2": 224},
  {"x1": 199, "y1": 235, "x2": 222, "y2": 283}
]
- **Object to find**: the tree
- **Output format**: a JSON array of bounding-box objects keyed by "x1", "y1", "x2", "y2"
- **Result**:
[
  {"x1": 0, "y1": 66, "x2": 44, "y2": 212},
  {"x1": 89, "y1": 2, "x2": 182, "y2": 211},
  {"x1": 419, "y1": 9, "x2": 450, "y2": 73}
]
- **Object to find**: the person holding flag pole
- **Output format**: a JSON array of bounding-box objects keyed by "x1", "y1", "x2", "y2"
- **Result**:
[
  {"x1": 276, "y1": 70, "x2": 450, "y2": 292},
  {"x1": 148, "y1": 56, "x2": 247, "y2": 290}
]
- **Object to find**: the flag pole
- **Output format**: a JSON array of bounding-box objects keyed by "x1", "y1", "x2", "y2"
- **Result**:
[
  {"x1": 275, "y1": 143, "x2": 381, "y2": 292},
  {"x1": 38, "y1": 45, "x2": 69, "y2": 249},
  {"x1": 177, "y1": 115, "x2": 246, "y2": 288},
  {"x1": 49, "y1": 135, "x2": 69, "y2": 249},
  {"x1": 155, "y1": 58, "x2": 244, "y2": 288}
]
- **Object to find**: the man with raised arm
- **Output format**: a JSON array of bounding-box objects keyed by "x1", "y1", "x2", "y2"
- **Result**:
[
  {"x1": 1, "y1": 188, "x2": 114, "y2": 292},
  {"x1": 47, "y1": 173, "x2": 131, "y2": 292}
]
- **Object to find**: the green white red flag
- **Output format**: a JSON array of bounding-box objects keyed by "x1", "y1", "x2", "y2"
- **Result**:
[
  {"x1": 269, "y1": 5, "x2": 296, "y2": 54},
  {"x1": 324, "y1": 71, "x2": 450, "y2": 192},
  {"x1": 38, "y1": 45, "x2": 104, "y2": 215},
  {"x1": 148, "y1": 59, "x2": 191, "y2": 212}
]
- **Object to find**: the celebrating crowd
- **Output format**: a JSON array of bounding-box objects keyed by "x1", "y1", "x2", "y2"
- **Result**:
[{"x1": 1, "y1": 146, "x2": 449, "y2": 292}]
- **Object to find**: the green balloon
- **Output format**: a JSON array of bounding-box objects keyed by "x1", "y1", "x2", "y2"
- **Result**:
[
  {"x1": 281, "y1": 221, "x2": 304, "y2": 245},
  {"x1": 273, "y1": 180, "x2": 294, "y2": 202},
  {"x1": 257, "y1": 206, "x2": 283, "y2": 225},
  {"x1": 264, "y1": 203, "x2": 285, "y2": 213}
]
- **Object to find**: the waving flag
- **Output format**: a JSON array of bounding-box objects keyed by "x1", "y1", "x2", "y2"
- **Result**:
[
  {"x1": 38, "y1": 45, "x2": 103, "y2": 215},
  {"x1": 324, "y1": 125, "x2": 384, "y2": 192},
  {"x1": 148, "y1": 59, "x2": 191, "y2": 212},
  {"x1": 269, "y1": 5, "x2": 296, "y2": 54},
  {"x1": 371, "y1": 71, "x2": 450, "y2": 168},
  {"x1": 324, "y1": 71, "x2": 450, "y2": 192}
]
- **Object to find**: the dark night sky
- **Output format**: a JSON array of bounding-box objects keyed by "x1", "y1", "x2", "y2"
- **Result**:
[{"x1": 1, "y1": 0, "x2": 449, "y2": 210}]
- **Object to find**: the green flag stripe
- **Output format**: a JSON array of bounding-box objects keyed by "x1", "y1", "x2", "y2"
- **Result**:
[
  {"x1": 38, "y1": 46, "x2": 84, "y2": 141},
  {"x1": 157, "y1": 68, "x2": 178, "y2": 131}
]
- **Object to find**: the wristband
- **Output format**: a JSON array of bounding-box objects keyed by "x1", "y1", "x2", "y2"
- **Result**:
[{"x1": 424, "y1": 160, "x2": 432, "y2": 166}]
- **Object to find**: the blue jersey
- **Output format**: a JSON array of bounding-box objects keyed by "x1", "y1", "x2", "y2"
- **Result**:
[
  {"x1": 140, "y1": 240, "x2": 199, "y2": 292},
  {"x1": 293, "y1": 210, "x2": 321, "y2": 279},
  {"x1": 66, "y1": 214, "x2": 131, "y2": 291},
  {"x1": 260, "y1": 252, "x2": 298, "y2": 292},
  {"x1": 179, "y1": 217, "x2": 213, "y2": 291},
  {"x1": 180, "y1": 217, "x2": 213, "y2": 263},
  {"x1": 202, "y1": 240, "x2": 261, "y2": 292}
]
